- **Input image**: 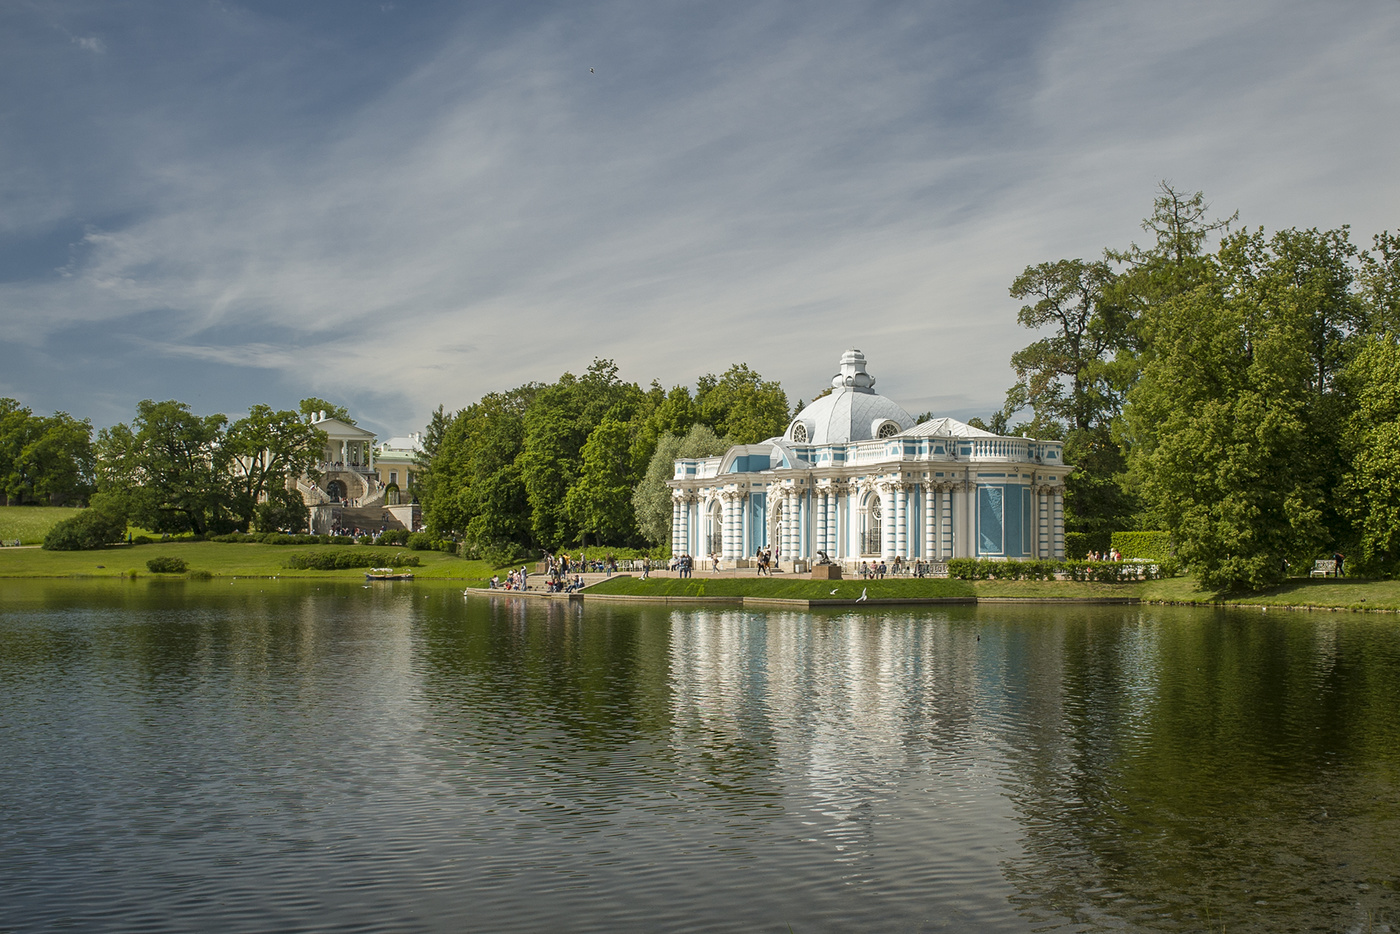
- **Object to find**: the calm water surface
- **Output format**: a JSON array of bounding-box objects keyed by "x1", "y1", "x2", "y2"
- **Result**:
[{"x1": 1, "y1": 580, "x2": 1397, "y2": 933}]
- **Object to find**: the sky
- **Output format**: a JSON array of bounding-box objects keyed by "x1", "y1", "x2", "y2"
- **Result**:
[{"x1": 3, "y1": 0, "x2": 1399, "y2": 439}]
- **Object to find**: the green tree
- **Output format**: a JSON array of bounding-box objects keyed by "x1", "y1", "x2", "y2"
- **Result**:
[
  {"x1": 1004, "y1": 258, "x2": 1135, "y2": 537},
  {"x1": 96, "y1": 400, "x2": 231, "y2": 535},
  {"x1": 565, "y1": 412, "x2": 639, "y2": 545},
  {"x1": 298, "y1": 398, "x2": 354, "y2": 424},
  {"x1": 1124, "y1": 261, "x2": 1328, "y2": 590},
  {"x1": 1358, "y1": 230, "x2": 1400, "y2": 336},
  {"x1": 23, "y1": 413, "x2": 95, "y2": 505},
  {"x1": 632, "y1": 423, "x2": 727, "y2": 546},
  {"x1": 225, "y1": 404, "x2": 326, "y2": 529},
  {"x1": 695, "y1": 363, "x2": 789, "y2": 444},
  {"x1": 0, "y1": 401, "x2": 94, "y2": 505},
  {"x1": 1338, "y1": 336, "x2": 1400, "y2": 575}
]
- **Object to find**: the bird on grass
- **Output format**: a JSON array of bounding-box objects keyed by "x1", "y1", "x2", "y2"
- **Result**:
[
  {"x1": 830, "y1": 588, "x2": 839, "y2": 595},
  {"x1": 856, "y1": 588, "x2": 868, "y2": 602}
]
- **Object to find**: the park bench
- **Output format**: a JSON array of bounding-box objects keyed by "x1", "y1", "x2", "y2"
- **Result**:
[{"x1": 1310, "y1": 559, "x2": 1338, "y2": 578}]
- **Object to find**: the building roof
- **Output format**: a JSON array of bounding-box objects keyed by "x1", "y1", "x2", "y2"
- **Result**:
[
  {"x1": 897, "y1": 416, "x2": 998, "y2": 439},
  {"x1": 785, "y1": 349, "x2": 915, "y2": 445}
]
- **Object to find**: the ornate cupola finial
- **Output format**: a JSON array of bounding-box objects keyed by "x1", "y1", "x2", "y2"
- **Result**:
[{"x1": 831, "y1": 348, "x2": 876, "y2": 391}]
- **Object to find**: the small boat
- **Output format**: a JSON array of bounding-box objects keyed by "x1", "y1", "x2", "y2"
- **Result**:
[{"x1": 365, "y1": 568, "x2": 414, "y2": 581}]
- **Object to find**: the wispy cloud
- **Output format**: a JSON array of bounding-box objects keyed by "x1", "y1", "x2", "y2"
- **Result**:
[{"x1": 2, "y1": 0, "x2": 1398, "y2": 433}]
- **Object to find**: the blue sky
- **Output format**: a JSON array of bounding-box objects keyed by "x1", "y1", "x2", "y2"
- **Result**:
[{"x1": 3, "y1": 0, "x2": 1398, "y2": 438}]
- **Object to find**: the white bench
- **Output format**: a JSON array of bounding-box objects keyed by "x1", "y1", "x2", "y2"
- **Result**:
[{"x1": 1310, "y1": 559, "x2": 1337, "y2": 578}]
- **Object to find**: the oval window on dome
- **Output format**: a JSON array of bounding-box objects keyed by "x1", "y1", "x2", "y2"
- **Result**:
[
  {"x1": 791, "y1": 423, "x2": 808, "y2": 443},
  {"x1": 877, "y1": 422, "x2": 899, "y2": 439}
]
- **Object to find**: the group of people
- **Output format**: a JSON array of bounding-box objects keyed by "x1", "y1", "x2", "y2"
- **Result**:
[
  {"x1": 542, "y1": 552, "x2": 621, "y2": 577},
  {"x1": 856, "y1": 557, "x2": 937, "y2": 579},
  {"x1": 752, "y1": 547, "x2": 776, "y2": 575},
  {"x1": 1085, "y1": 549, "x2": 1122, "y2": 562},
  {"x1": 487, "y1": 566, "x2": 532, "y2": 591},
  {"x1": 669, "y1": 554, "x2": 696, "y2": 577}
]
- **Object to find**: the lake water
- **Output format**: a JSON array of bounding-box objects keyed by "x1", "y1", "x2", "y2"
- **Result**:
[{"x1": 1, "y1": 580, "x2": 1397, "y2": 933}]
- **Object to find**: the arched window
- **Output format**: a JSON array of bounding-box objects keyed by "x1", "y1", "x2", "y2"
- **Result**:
[
  {"x1": 385, "y1": 483, "x2": 401, "y2": 506},
  {"x1": 326, "y1": 479, "x2": 347, "y2": 502},
  {"x1": 862, "y1": 495, "x2": 882, "y2": 554},
  {"x1": 791, "y1": 422, "x2": 808, "y2": 443},
  {"x1": 877, "y1": 422, "x2": 899, "y2": 439}
]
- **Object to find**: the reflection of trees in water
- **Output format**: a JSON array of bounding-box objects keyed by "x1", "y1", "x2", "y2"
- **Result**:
[{"x1": 996, "y1": 607, "x2": 1400, "y2": 933}]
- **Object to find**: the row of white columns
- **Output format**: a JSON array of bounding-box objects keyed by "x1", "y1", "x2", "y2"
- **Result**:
[{"x1": 672, "y1": 481, "x2": 1066, "y2": 562}]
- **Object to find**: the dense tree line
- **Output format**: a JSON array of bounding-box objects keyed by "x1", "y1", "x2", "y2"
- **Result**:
[
  {"x1": 417, "y1": 361, "x2": 787, "y2": 561},
  {"x1": 999, "y1": 184, "x2": 1400, "y2": 588}
]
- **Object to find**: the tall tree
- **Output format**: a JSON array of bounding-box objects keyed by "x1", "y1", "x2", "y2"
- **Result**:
[
  {"x1": 633, "y1": 424, "x2": 728, "y2": 546},
  {"x1": 1124, "y1": 252, "x2": 1328, "y2": 590},
  {"x1": 1337, "y1": 336, "x2": 1400, "y2": 575},
  {"x1": 96, "y1": 400, "x2": 231, "y2": 535},
  {"x1": 694, "y1": 363, "x2": 789, "y2": 444},
  {"x1": 1358, "y1": 230, "x2": 1400, "y2": 336},
  {"x1": 225, "y1": 405, "x2": 326, "y2": 531},
  {"x1": 565, "y1": 411, "x2": 640, "y2": 546}
]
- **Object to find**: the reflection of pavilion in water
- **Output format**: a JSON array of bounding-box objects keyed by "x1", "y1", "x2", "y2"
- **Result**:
[{"x1": 666, "y1": 609, "x2": 996, "y2": 870}]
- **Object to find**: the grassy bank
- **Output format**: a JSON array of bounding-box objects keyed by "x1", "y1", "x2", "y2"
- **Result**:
[
  {"x1": 0, "y1": 506, "x2": 84, "y2": 545},
  {"x1": 1133, "y1": 575, "x2": 1400, "y2": 611},
  {"x1": 0, "y1": 539, "x2": 496, "y2": 581},
  {"x1": 585, "y1": 577, "x2": 976, "y2": 601}
]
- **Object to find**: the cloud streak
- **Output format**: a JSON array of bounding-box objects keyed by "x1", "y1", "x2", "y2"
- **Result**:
[{"x1": 2, "y1": 0, "x2": 1398, "y2": 435}]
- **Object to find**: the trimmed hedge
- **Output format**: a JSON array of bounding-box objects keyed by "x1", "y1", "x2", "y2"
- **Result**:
[
  {"x1": 207, "y1": 532, "x2": 364, "y2": 545},
  {"x1": 946, "y1": 558, "x2": 1177, "y2": 582},
  {"x1": 1110, "y1": 531, "x2": 1174, "y2": 561},
  {"x1": 146, "y1": 556, "x2": 188, "y2": 574},
  {"x1": 1063, "y1": 531, "x2": 1111, "y2": 560},
  {"x1": 282, "y1": 550, "x2": 421, "y2": 571}
]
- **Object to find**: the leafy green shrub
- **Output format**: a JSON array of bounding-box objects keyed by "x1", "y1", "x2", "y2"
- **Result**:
[
  {"x1": 282, "y1": 550, "x2": 422, "y2": 571},
  {"x1": 43, "y1": 508, "x2": 127, "y2": 551},
  {"x1": 1111, "y1": 531, "x2": 1174, "y2": 561},
  {"x1": 406, "y1": 532, "x2": 436, "y2": 551},
  {"x1": 188, "y1": 569, "x2": 214, "y2": 580},
  {"x1": 132, "y1": 535, "x2": 154, "y2": 545},
  {"x1": 146, "y1": 556, "x2": 188, "y2": 573},
  {"x1": 376, "y1": 529, "x2": 410, "y2": 545}
]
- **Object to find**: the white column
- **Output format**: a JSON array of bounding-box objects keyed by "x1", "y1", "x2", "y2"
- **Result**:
[
  {"x1": 784, "y1": 490, "x2": 795, "y2": 562},
  {"x1": 672, "y1": 495, "x2": 682, "y2": 553},
  {"x1": 1052, "y1": 488, "x2": 1065, "y2": 559},
  {"x1": 679, "y1": 496, "x2": 689, "y2": 556},
  {"x1": 816, "y1": 489, "x2": 828, "y2": 558},
  {"x1": 946, "y1": 487, "x2": 957, "y2": 560},
  {"x1": 895, "y1": 483, "x2": 909, "y2": 558},
  {"x1": 882, "y1": 484, "x2": 897, "y2": 561},
  {"x1": 923, "y1": 482, "x2": 936, "y2": 559},
  {"x1": 1038, "y1": 487, "x2": 1049, "y2": 559}
]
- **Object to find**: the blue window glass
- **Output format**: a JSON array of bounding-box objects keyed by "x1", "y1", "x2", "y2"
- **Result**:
[{"x1": 978, "y1": 486, "x2": 1003, "y2": 554}]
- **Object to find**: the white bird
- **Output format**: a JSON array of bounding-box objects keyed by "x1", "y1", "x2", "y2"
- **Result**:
[
  {"x1": 829, "y1": 588, "x2": 838, "y2": 595},
  {"x1": 856, "y1": 588, "x2": 868, "y2": 602}
]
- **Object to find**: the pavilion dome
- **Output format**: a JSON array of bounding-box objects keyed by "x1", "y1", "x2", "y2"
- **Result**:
[{"x1": 783, "y1": 349, "x2": 915, "y2": 445}]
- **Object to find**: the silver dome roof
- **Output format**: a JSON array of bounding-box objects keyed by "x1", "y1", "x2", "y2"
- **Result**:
[{"x1": 785, "y1": 350, "x2": 914, "y2": 445}]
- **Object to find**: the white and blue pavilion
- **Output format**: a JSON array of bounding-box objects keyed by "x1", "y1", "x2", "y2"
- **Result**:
[{"x1": 668, "y1": 350, "x2": 1072, "y2": 569}]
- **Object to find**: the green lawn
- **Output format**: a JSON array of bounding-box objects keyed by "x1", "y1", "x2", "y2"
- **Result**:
[
  {"x1": 585, "y1": 576, "x2": 976, "y2": 600},
  {"x1": 0, "y1": 538, "x2": 496, "y2": 581},
  {"x1": 0, "y1": 506, "x2": 85, "y2": 545},
  {"x1": 588, "y1": 574, "x2": 1400, "y2": 610},
  {"x1": 1136, "y1": 575, "x2": 1400, "y2": 611}
]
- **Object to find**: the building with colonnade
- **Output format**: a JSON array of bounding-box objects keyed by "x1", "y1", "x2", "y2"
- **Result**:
[{"x1": 668, "y1": 350, "x2": 1072, "y2": 570}]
